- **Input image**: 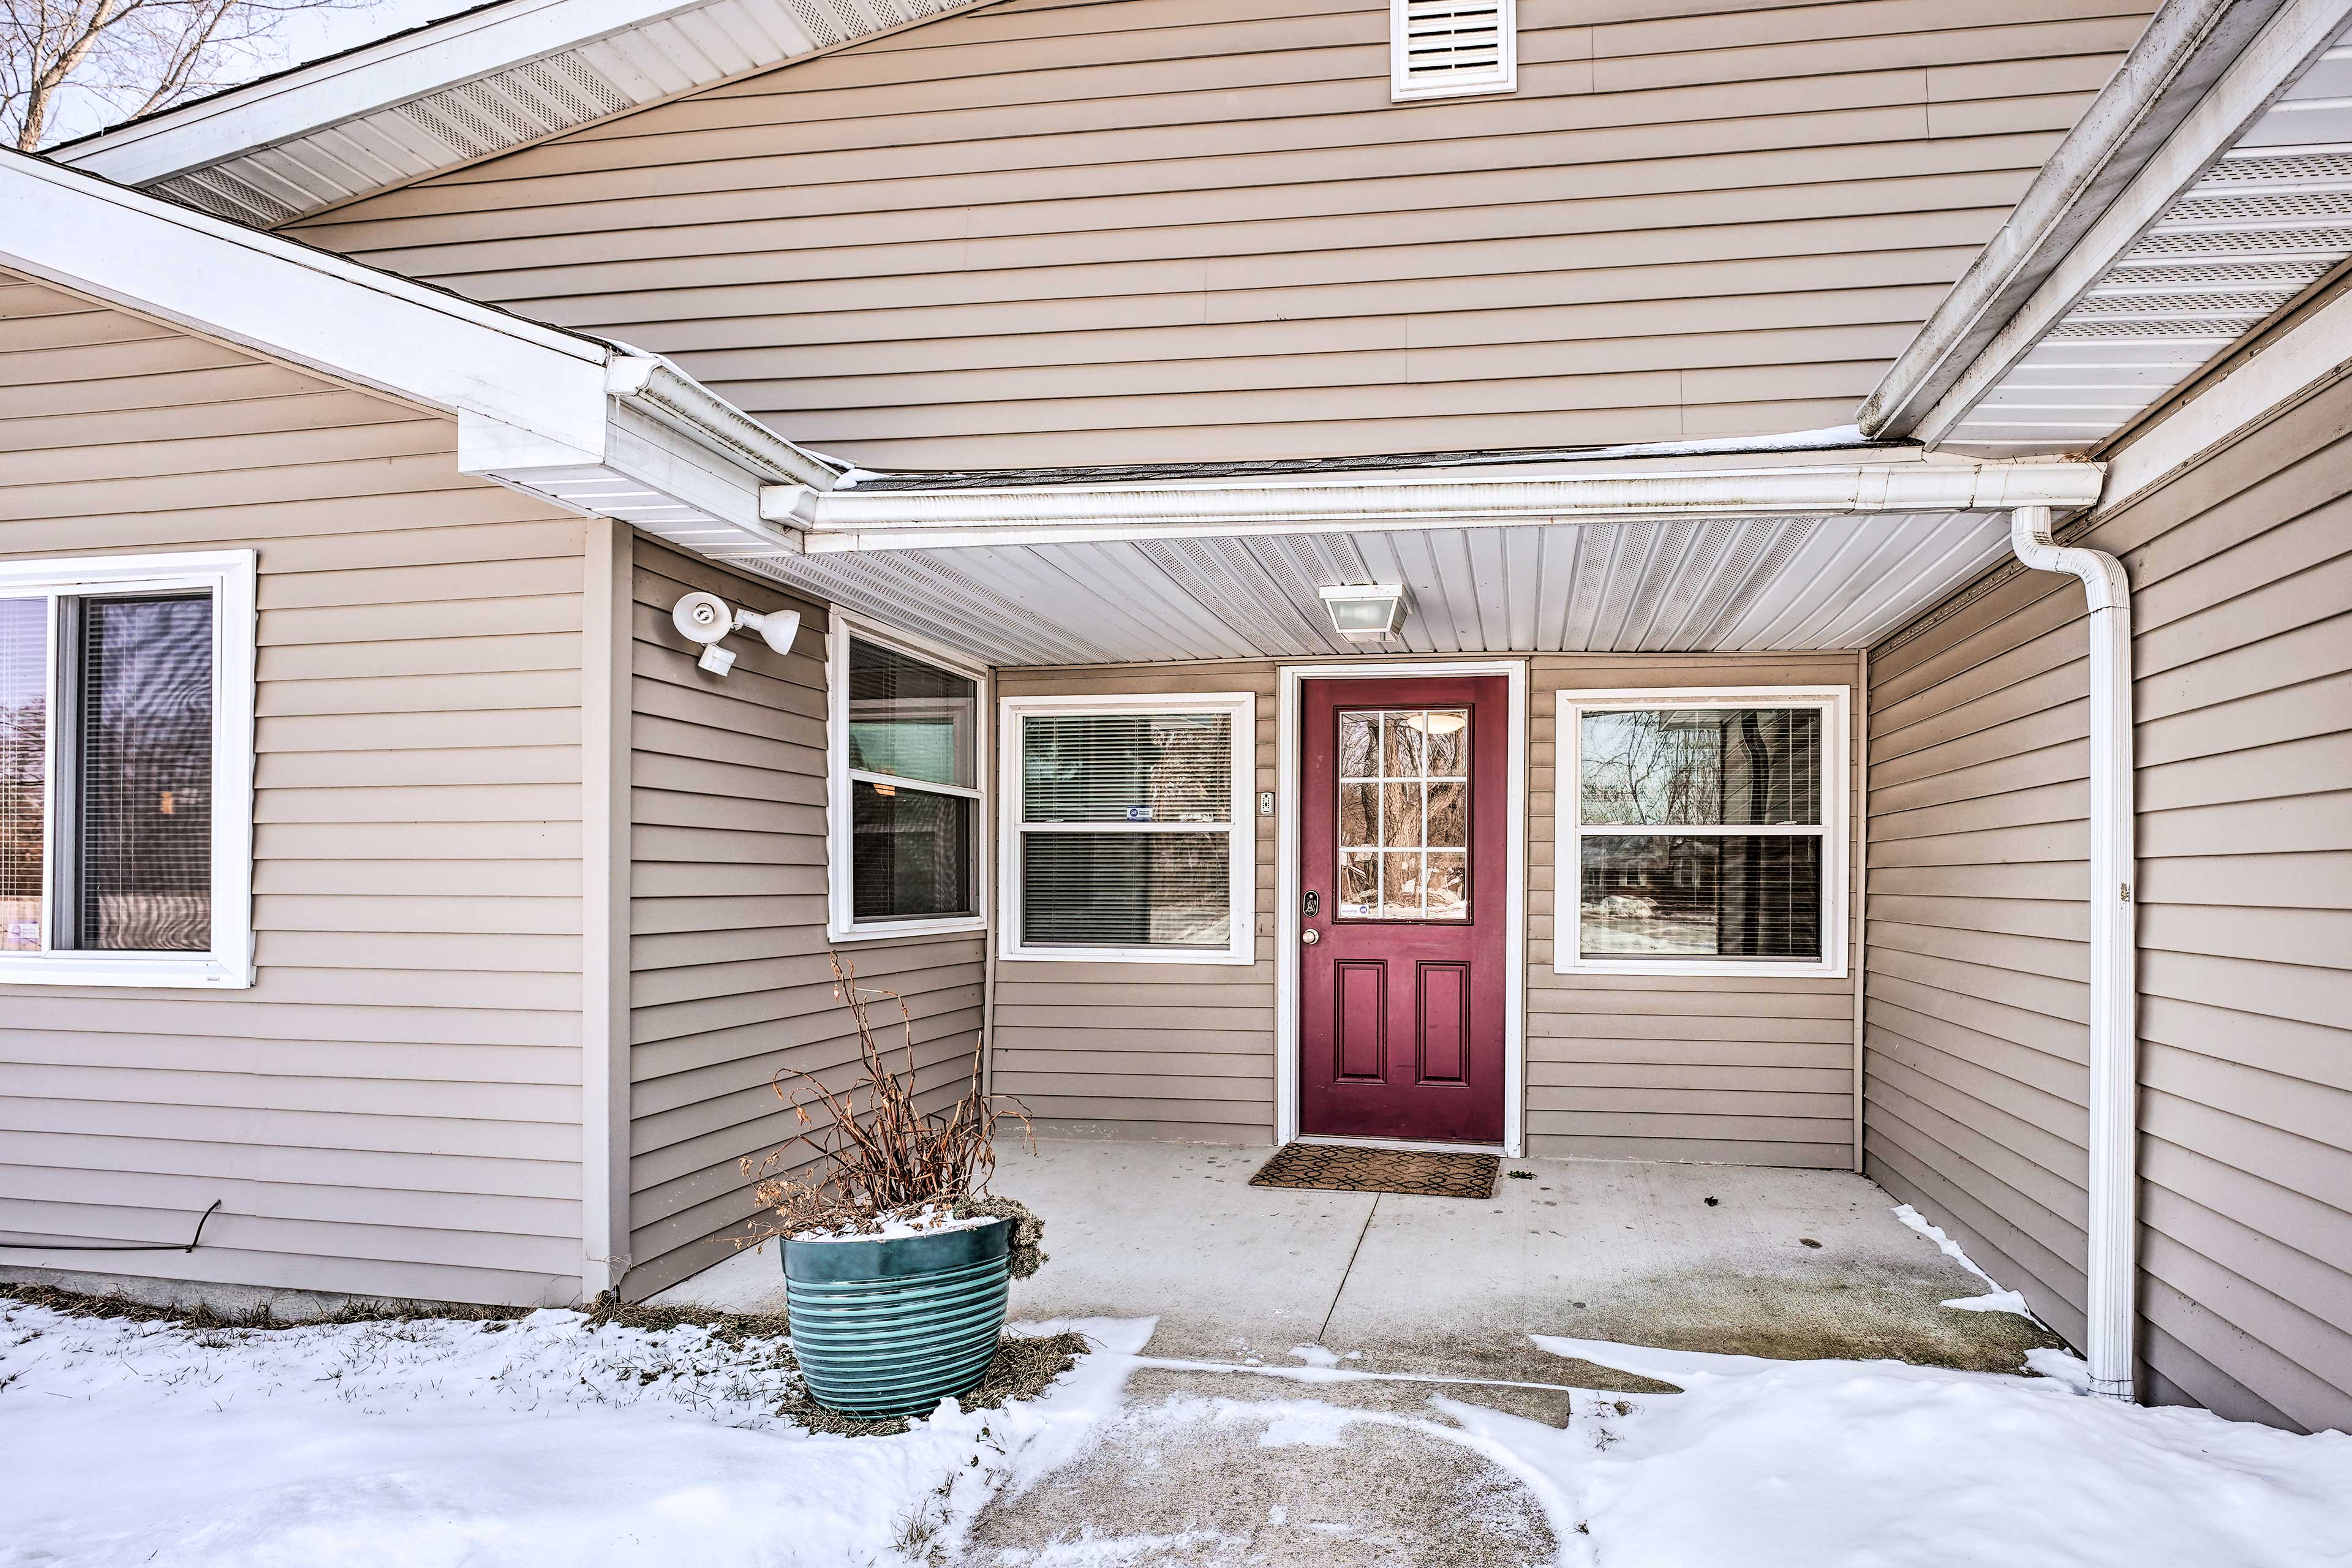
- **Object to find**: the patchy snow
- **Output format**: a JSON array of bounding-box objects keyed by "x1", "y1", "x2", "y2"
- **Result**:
[
  {"x1": 1286, "y1": 1343, "x2": 1341, "y2": 1368},
  {"x1": 794, "y1": 1202, "x2": 1003, "y2": 1242},
  {"x1": 1891, "y1": 1201, "x2": 2049, "y2": 1322},
  {"x1": 1504, "y1": 1337, "x2": 2352, "y2": 1568},
  {"x1": 0, "y1": 1299, "x2": 1147, "y2": 1568}
]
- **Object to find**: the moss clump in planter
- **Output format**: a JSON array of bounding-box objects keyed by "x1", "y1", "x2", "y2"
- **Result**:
[{"x1": 952, "y1": 1194, "x2": 1046, "y2": 1281}]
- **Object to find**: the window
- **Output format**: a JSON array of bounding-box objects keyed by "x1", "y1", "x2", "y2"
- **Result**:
[
  {"x1": 826, "y1": 618, "x2": 986, "y2": 941},
  {"x1": 1391, "y1": 0, "x2": 1516, "y2": 102},
  {"x1": 0, "y1": 551, "x2": 255, "y2": 988},
  {"x1": 1557, "y1": 688, "x2": 1847, "y2": 977},
  {"x1": 1336, "y1": 706, "x2": 1471, "y2": 921},
  {"x1": 1000, "y1": 693, "x2": 1254, "y2": 964}
]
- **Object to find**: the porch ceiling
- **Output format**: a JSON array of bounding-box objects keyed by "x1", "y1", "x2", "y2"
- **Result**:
[{"x1": 726, "y1": 508, "x2": 2010, "y2": 667}]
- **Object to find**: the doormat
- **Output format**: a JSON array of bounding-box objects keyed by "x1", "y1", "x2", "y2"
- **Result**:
[{"x1": 1248, "y1": 1142, "x2": 1499, "y2": 1199}]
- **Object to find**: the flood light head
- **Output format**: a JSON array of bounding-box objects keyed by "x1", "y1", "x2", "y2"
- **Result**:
[{"x1": 1318, "y1": 583, "x2": 1411, "y2": 642}]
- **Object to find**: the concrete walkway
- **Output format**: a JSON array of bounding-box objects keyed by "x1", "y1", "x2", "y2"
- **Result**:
[
  {"x1": 655, "y1": 1139, "x2": 2057, "y2": 1566},
  {"x1": 657, "y1": 1136, "x2": 2051, "y2": 1384}
]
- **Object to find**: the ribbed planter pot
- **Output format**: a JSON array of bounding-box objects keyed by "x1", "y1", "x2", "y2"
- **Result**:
[{"x1": 783, "y1": 1216, "x2": 1012, "y2": 1419}]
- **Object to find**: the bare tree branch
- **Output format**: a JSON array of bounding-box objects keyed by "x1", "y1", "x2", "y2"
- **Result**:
[{"x1": 3, "y1": 0, "x2": 378, "y2": 153}]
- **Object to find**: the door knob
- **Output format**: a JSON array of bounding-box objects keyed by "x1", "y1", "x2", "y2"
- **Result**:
[{"x1": 1301, "y1": 928, "x2": 1321, "y2": 946}]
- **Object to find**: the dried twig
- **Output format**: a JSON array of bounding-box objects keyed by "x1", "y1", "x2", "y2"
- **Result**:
[{"x1": 739, "y1": 954, "x2": 1031, "y2": 1240}]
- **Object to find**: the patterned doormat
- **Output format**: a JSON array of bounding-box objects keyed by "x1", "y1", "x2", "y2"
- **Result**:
[{"x1": 1249, "y1": 1142, "x2": 1499, "y2": 1199}]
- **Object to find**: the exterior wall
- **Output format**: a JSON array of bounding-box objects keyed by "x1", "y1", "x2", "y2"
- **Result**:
[
  {"x1": 1532, "y1": 654, "x2": 1861, "y2": 1167},
  {"x1": 0, "y1": 270, "x2": 592, "y2": 1306},
  {"x1": 290, "y1": 0, "x2": 2149, "y2": 470},
  {"x1": 993, "y1": 654, "x2": 1862, "y2": 1163},
  {"x1": 993, "y1": 664, "x2": 1280, "y2": 1144},
  {"x1": 1864, "y1": 374, "x2": 2352, "y2": 1433},
  {"x1": 622, "y1": 541, "x2": 985, "y2": 1298}
]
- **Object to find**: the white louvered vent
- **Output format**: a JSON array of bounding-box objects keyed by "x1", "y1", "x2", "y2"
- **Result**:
[{"x1": 1391, "y1": 0, "x2": 1515, "y2": 102}]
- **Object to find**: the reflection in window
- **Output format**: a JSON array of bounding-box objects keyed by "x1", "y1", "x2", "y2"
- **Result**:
[
  {"x1": 1574, "y1": 706, "x2": 1826, "y2": 962},
  {"x1": 845, "y1": 636, "x2": 978, "y2": 924},
  {"x1": 0, "y1": 599, "x2": 43, "y2": 952},
  {"x1": 1336, "y1": 708, "x2": 1469, "y2": 921},
  {"x1": 76, "y1": 597, "x2": 213, "y2": 951}
]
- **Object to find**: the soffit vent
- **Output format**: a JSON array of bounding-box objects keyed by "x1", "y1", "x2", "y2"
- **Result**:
[
  {"x1": 1390, "y1": 0, "x2": 1515, "y2": 103},
  {"x1": 1945, "y1": 21, "x2": 2352, "y2": 454},
  {"x1": 394, "y1": 49, "x2": 633, "y2": 160},
  {"x1": 153, "y1": 165, "x2": 301, "y2": 226}
]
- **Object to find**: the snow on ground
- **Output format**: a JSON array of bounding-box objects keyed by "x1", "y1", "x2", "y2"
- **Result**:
[
  {"x1": 1498, "y1": 1337, "x2": 2352, "y2": 1568},
  {"x1": 0, "y1": 1299, "x2": 1148, "y2": 1568}
]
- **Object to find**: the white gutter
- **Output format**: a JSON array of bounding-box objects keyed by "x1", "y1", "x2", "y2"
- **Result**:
[
  {"x1": 1861, "y1": 0, "x2": 2298, "y2": 441},
  {"x1": 2008, "y1": 505, "x2": 2141, "y2": 1404},
  {"x1": 764, "y1": 459, "x2": 2105, "y2": 552},
  {"x1": 603, "y1": 353, "x2": 840, "y2": 490}
]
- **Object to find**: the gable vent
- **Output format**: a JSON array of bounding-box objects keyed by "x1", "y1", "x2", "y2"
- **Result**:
[{"x1": 1390, "y1": 0, "x2": 1515, "y2": 102}]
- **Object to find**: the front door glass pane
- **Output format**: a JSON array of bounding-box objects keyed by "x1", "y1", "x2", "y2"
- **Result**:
[{"x1": 1335, "y1": 708, "x2": 1470, "y2": 921}]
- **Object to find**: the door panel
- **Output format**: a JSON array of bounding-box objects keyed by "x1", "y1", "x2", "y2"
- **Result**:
[
  {"x1": 1299, "y1": 675, "x2": 1507, "y2": 1144},
  {"x1": 1336, "y1": 962, "x2": 1387, "y2": 1080}
]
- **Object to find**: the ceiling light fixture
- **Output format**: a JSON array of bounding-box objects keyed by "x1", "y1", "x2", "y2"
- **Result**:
[{"x1": 1318, "y1": 583, "x2": 1411, "y2": 643}]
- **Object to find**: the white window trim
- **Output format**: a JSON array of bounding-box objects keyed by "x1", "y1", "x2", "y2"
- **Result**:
[
  {"x1": 1390, "y1": 0, "x2": 1517, "y2": 103},
  {"x1": 998, "y1": 690, "x2": 1256, "y2": 966},
  {"x1": 824, "y1": 612, "x2": 991, "y2": 944},
  {"x1": 0, "y1": 549, "x2": 255, "y2": 990},
  {"x1": 1555, "y1": 685, "x2": 1850, "y2": 979}
]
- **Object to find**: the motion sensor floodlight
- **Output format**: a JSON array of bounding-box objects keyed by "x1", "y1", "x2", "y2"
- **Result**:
[
  {"x1": 670, "y1": 592, "x2": 802, "y2": 677},
  {"x1": 673, "y1": 591, "x2": 732, "y2": 646}
]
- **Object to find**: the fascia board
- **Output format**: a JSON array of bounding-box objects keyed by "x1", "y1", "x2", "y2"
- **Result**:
[
  {"x1": 772, "y1": 461, "x2": 2106, "y2": 552},
  {"x1": 55, "y1": 0, "x2": 731, "y2": 187},
  {"x1": 1, "y1": 153, "x2": 611, "y2": 453}
]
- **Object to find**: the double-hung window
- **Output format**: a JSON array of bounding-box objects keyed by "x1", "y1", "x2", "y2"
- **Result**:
[
  {"x1": 826, "y1": 619, "x2": 986, "y2": 940},
  {"x1": 1000, "y1": 693, "x2": 1254, "y2": 964},
  {"x1": 0, "y1": 551, "x2": 255, "y2": 987},
  {"x1": 1558, "y1": 688, "x2": 1847, "y2": 976}
]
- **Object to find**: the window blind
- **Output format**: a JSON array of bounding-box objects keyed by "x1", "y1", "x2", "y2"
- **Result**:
[
  {"x1": 75, "y1": 596, "x2": 213, "y2": 952},
  {"x1": 1016, "y1": 709, "x2": 1235, "y2": 952}
]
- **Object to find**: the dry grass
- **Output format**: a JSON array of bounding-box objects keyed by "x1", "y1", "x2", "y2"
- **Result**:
[
  {"x1": 778, "y1": 1330, "x2": 1092, "y2": 1437},
  {"x1": 741, "y1": 953, "x2": 1035, "y2": 1240}
]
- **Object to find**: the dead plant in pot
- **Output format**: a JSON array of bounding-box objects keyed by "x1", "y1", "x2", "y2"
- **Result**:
[{"x1": 740, "y1": 954, "x2": 1044, "y2": 1419}]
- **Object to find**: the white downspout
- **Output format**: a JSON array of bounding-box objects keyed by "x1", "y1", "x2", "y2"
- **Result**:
[{"x1": 2009, "y1": 504, "x2": 2140, "y2": 1401}]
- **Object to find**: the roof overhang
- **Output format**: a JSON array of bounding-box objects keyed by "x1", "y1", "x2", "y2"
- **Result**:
[
  {"x1": 1864, "y1": 0, "x2": 2352, "y2": 455},
  {"x1": 49, "y1": 0, "x2": 985, "y2": 226},
  {"x1": 697, "y1": 442, "x2": 2106, "y2": 666},
  {"x1": 0, "y1": 149, "x2": 834, "y2": 551}
]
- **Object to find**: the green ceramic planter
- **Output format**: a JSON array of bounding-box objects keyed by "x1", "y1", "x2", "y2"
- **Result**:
[{"x1": 783, "y1": 1217, "x2": 1011, "y2": 1419}]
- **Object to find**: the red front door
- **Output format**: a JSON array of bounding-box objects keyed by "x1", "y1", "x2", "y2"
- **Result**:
[{"x1": 1298, "y1": 675, "x2": 1507, "y2": 1144}]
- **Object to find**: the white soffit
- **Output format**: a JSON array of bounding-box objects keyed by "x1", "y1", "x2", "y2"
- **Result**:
[
  {"x1": 717, "y1": 511, "x2": 2013, "y2": 668},
  {"x1": 1943, "y1": 9, "x2": 2352, "y2": 455},
  {"x1": 53, "y1": 0, "x2": 983, "y2": 227}
]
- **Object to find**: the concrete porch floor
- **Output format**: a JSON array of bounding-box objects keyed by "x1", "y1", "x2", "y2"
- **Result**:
[
  {"x1": 655, "y1": 1139, "x2": 2060, "y2": 1566},
  {"x1": 654, "y1": 1136, "x2": 2055, "y2": 1388}
]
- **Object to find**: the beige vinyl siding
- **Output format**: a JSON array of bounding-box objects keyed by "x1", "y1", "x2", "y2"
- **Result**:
[
  {"x1": 993, "y1": 654, "x2": 1861, "y2": 1160},
  {"x1": 623, "y1": 541, "x2": 984, "y2": 1297},
  {"x1": 1532, "y1": 654, "x2": 1861, "y2": 1166},
  {"x1": 992, "y1": 664, "x2": 1280, "y2": 1144},
  {"x1": 290, "y1": 0, "x2": 2149, "y2": 469},
  {"x1": 0, "y1": 270, "x2": 591, "y2": 1307},
  {"x1": 1864, "y1": 375, "x2": 2352, "y2": 1434}
]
